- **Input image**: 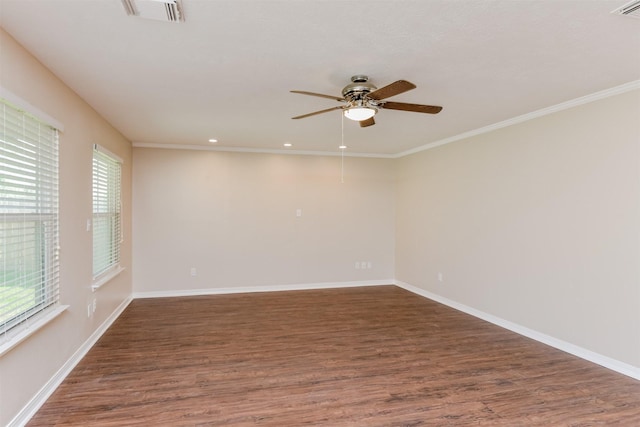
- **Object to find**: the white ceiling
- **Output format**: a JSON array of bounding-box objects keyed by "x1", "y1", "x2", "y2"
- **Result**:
[{"x1": 1, "y1": 0, "x2": 639, "y2": 156}]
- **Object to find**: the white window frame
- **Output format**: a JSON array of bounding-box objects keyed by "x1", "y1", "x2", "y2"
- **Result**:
[
  {"x1": 92, "y1": 144, "x2": 123, "y2": 290},
  {"x1": 0, "y1": 93, "x2": 67, "y2": 355}
]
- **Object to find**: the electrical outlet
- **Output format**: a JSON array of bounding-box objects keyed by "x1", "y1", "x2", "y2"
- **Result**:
[
  {"x1": 367, "y1": 261, "x2": 372, "y2": 269},
  {"x1": 92, "y1": 298, "x2": 97, "y2": 313},
  {"x1": 87, "y1": 304, "x2": 92, "y2": 318},
  {"x1": 190, "y1": 267, "x2": 197, "y2": 277},
  {"x1": 355, "y1": 262, "x2": 360, "y2": 270},
  {"x1": 438, "y1": 272, "x2": 443, "y2": 282}
]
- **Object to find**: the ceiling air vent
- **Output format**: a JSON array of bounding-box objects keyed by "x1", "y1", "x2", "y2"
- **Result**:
[
  {"x1": 611, "y1": 0, "x2": 640, "y2": 19},
  {"x1": 121, "y1": 0, "x2": 184, "y2": 23}
]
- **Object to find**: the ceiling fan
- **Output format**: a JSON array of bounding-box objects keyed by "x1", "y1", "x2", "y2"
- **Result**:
[{"x1": 291, "y1": 75, "x2": 442, "y2": 127}]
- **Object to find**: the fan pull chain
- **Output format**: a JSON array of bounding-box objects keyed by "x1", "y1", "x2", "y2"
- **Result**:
[
  {"x1": 341, "y1": 113, "x2": 345, "y2": 183},
  {"x1": 341, "y1": 148, "x2": 345, "y2": 184}
]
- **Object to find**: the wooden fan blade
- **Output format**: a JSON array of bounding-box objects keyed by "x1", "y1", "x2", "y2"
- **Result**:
[
  {"x1": 292, "y1": 106, "x2": 343, "y2": 119},
  {"x1": 367, "y1": 80, "x2": 416, "y2": 100},
  {"x1": 381, "y1": 101, "x2": 442, "y2": 114},
  {"x1": 359, "y1": 117, "x2": 375, "y2": 127},
  {"x1": 290, "y1": 90, "x2": 345, "y2": 102}
]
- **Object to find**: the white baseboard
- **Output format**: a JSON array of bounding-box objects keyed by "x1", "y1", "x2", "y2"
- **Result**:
[
  {"x1": 132, "y1": 279, "x2": 394, "y2": 299},
  {"x1": 8, "y1": 296, "x2": 133, "y2": 427},
  {"x1": 394, "y1": 280, "x2": 640, "y2": 381}
]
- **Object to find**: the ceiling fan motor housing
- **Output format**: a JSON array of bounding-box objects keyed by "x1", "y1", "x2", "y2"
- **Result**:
[
  {"x1": 342, "y1": 75, "x2": 377, "y2": 100},
  {"x1": 342, "y1": 76, "x2": 380, "y2": 121}
]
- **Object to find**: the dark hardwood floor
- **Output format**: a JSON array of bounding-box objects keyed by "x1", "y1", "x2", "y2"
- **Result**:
[{"x1": 28, "y1": 285, "x2": 640, "y2": 426}]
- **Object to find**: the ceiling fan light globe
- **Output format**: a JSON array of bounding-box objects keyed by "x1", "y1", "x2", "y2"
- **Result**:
[{"x1": 344, "y1": 107, "x2": 376, "y2": 121}]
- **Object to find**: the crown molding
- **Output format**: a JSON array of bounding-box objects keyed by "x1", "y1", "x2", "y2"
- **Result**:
[
  {"x1": 131, "y1": 142, "x2": 395, "y2": 158},
  {"x1": 132, "y1": 80, "x2": 639, "y2": 159},
  {"x1": 394, "y1": 79, "x2": 640, "y2": 158}
]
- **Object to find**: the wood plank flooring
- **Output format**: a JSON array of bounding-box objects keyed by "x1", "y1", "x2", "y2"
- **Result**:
[{"x1": 28, "y1": 285, "x2": 640, "y2": 426}]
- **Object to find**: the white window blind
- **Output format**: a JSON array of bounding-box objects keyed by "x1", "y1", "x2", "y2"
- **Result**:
[
  {"x1": 92, "y1": 145, "x2": 121, "y2": 282},
  {"x1": 0, "y1": 98, "x2": 60, "y2": 340}
]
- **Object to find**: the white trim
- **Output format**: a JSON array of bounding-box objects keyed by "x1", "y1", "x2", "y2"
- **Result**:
[
  {"x1": 7, "y1": 297, "x2": 133, "y2": 427},
  {"x1": 394, "y1": 280, "x2": 640, "y2": 381},
  {"x1": 0, "y1": 305, "x2": 69, "y2": 357},
  {"x1": 133, "y1": 81, "x2": 639, "y2": 159},
  {"x1": 93, "y1": 143, "x2": 124, "y2": 164},
  {"x1": 0, "y1": 86, "x2": 64, "y2": 131},
  {"x1": 92, "y1": 266, "x2": 125, "y2": 291},
  {"x1": 132, "y1": 279, "x2": 393, "y2": 299},
  {"x1": 394, "y1": 80, "x2": 640, "y2": 158},
  {"x1": 131, "y1": 142, "x2": 394, "y2": 158}
]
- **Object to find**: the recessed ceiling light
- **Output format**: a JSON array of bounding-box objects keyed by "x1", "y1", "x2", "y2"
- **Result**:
[
  {"x1": 283, "y1": 143, "x2": 292, "y2": 147},
  {"x1": 339, "y1": 145, "x2": 347, "y2": 149},
  {"x1": 208, "y1": 138, "x2": 218, "y2": 143}
]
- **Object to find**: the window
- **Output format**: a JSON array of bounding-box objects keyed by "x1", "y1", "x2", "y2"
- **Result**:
[
  {"x1": 92, "y1": 145, "x2": 122, "y2": 287},
  {"x1": 0, "y1": 98, "x2": 60, "y2": 340}
]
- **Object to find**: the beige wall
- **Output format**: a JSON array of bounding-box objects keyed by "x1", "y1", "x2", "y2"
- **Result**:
[
  {"x1": 396, "y1": 89, "x2": 640, "y2": 368},
  {"x1": 132, "y1": 149, "x2": 395, "y2": 293},
  {"x1": 0, "y1": 29, "x2": 133, "y2": 426}
]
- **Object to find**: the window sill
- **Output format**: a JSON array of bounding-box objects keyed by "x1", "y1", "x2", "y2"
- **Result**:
[
  {"x1": 92, "y1": 265, "x2": 125, "y2": 291},
  {"x1": 0, "y1": 305, "x2": 69, "y2": 357}
]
